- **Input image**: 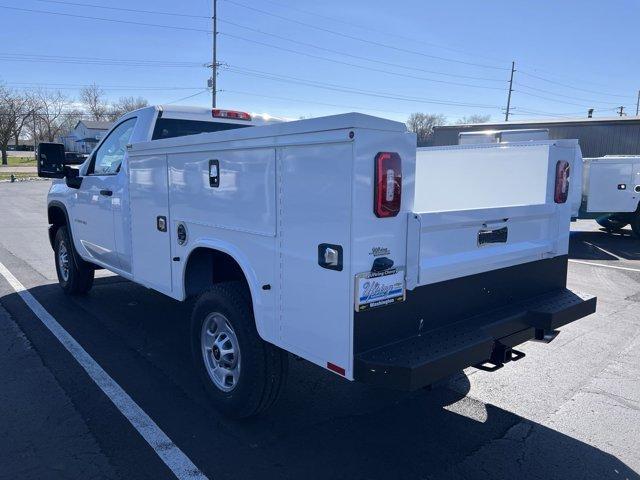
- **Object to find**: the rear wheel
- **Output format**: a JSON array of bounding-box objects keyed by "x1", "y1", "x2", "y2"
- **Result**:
[
  {"x1": 54, "y1": 226, "x2": 94, "y2": 295},
  {"x1": 596, "y1": 214, "x2": 628, "y2": 232},
  {"x1": 191, "y1": 282, "x2": 288, "y2": 418},
  {"x1": 631, "y1": 213, "x2": 640, "y2": 238}
]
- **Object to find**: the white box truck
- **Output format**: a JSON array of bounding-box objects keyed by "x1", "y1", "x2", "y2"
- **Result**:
[
  {"x1": 37, "y1": 106, "x2": 596, "y2": 417},
  {"x1": 580, "y1": 155, "x2": 640, "y2": 235}
]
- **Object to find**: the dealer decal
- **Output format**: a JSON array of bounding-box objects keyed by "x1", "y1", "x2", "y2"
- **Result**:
[{"x1": 355, "y1": 268, "x2": 405, "y2": 312}]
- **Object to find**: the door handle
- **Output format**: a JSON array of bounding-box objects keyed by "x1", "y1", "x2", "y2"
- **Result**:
[{"x1": 100, "y1": 189, "x2": 113, "y2": 196}]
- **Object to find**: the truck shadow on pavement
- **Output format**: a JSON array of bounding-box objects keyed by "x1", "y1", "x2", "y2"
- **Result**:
[
  {"x1": 570, "y1": 229, "x2": 640, "y2": 261},
  {"x1": 2, "y1": 278, "x2": 638, "y2": 480}
]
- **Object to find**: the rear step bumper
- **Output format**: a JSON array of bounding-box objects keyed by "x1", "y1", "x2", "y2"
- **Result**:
[{"x1": 353, "y1": 288, "x2": 596, "y2": 390}]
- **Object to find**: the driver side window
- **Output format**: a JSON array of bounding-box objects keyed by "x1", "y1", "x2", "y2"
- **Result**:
[{"x1": 89, "y1": 118, "x2": 137, "y2": 175}]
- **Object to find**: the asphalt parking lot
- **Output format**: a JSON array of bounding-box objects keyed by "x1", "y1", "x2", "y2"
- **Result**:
[{"x1": 1, "y1": 180, "x2": 639, "y2": 480}]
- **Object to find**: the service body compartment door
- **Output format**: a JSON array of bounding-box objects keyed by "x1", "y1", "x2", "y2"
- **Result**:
[
  {"x1": 587, "y1": 162, "x2": 634, "y2": 213},
  {"x1": 129, "y1": 153, "x2": 173, "y2": 295},
  {"x1": 278, "y1": 142, "x2": 352, "y2": 374}
]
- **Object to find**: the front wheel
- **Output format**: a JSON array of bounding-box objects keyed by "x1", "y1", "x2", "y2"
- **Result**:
[
  {"x1": 54, "y1": 226, "x2": 94, "y2": 295},
  {"x1": 191, "y1": 283, "x2": 288, "y2": 418}
]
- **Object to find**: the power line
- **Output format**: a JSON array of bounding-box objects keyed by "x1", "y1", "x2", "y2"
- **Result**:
[
  {"x1": 220, "y1": 33, "x2": 506, "y2": 91},
  {"x1": 513, "y1": 89, "x2": 621, "y2": 109},
  {"x1": 223, "y1": 65, "x2": 502, "y2": 109},
  {"x1": 0, "y1": 52, "x2": 203, "y2": 68},
  {"x1": 33, "y1": 0, "x2": 209, "y2": 18},
  {"x1": 509, "y1": 111, "x2": 573, "y2": 119},
  {"x1": 518, "y1": 70, "x2": 636, "y2": 100},
  {"x1": 33, "y1": 0, "x2": 637, "y2": 94},
  {"x1": 6, "y1": 83, "x2": 205, "y2": 91},
  {"x1": 222, "y1": 89, "x2": 413, "y2": 115},
  {"x1": 511, "y1": 107, "x2": 618, "y2": 118},
  {"x1": 222, "y1": 0, "x2": 509, "y2": 71},
  {"x1": 253, "y1": 0, "x2": 510, "y2": 65},
  {"x1": 218, "y1": 18, "x2": 506, "y2": 83},
  {"x1": 10, "y1": 0, "x2": 507, "y2": 83},
  {"x1": 0, "y1": 5, "x2": 211, "y2": 33},
  {"x1": 166, "y1": 89, "x2": 210, "y2": 105},
  {"x1": 516, "y1": 63, "x2": 631, "y2": 91},
  {"x1": 0, "y1": 5, "x2": 505, "y2": 91},
  {"x1": 8, "y1": 0, "x2": 635, "y2": 108},
  {"x1": 515, "y1": 82, "x2": 625, "y2": 107}
]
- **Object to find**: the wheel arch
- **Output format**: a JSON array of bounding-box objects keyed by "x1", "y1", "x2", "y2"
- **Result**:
[
  {"x1": 47, "y1": 201, "x2": 68, "y2": 247},
  {"x1": 182, "y1": 241, "x2": 268, "y2": 340}
]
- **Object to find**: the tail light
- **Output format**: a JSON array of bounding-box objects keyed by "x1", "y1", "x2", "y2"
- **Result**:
[
  {"x1": 374, "y1": 152, "x2": 402, "y2": 218},
  {"x1": 554, "y1": 160, "x2": 570, "y2": 204},
  {"x1": 212, "y1": 109, "x2": 252, "y2": 121}
]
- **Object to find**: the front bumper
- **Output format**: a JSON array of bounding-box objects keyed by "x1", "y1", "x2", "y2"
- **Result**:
[{"x1": 354, "y1": 288, "x2": 596, "y2": 390}]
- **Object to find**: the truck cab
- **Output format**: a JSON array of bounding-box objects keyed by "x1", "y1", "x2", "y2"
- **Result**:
[{"x1": 45, "y1": 106, "x2": 266, "y2": 276}]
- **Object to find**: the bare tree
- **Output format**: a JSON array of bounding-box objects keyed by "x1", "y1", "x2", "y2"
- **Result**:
[
  {"x1": 80, "y1": 83, "x2": 108, "y2": 121},
  {"x1": 406, "y1": 112, "x2": 446, "y2": 147},
  {"x1": 107, "y1": 96, "x2": 148, "y2": 121},
  {"x1": 456, "y1": 114, "x2": 491, "y2": 125},
  {"x1": 0, "y1": 85, "x2": 33, "y2": 165},
  {"x1": 30, "y1": 89, "x2": 81, "y2": 143}
]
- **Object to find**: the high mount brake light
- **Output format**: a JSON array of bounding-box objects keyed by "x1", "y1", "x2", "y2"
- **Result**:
[
  {"x1": 374, "y1": 152, "x2": 402, "y2": 218},
  {"x1": 212, "y1": 109, "x2": 252, "y2": 121},
  {"x1": 554, "y1": 160, "x2": 570, "y2": 204}
]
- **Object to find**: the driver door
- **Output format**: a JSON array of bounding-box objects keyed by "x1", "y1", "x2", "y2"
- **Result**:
[{"x1": 72, "y1": 118, "x2": 137, "y2": 270}]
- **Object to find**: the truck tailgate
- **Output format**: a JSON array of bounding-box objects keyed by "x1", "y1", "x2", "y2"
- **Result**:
[
  {"x1": 406, "y1": 203, "x2": 560, "y2": 289},
  {"x1": 407, "y1": 142, "x2": 573, "y2": 290}
]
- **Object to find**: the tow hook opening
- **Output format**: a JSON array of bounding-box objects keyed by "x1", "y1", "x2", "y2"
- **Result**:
[{"x1": 474, "y1": 343, "x2": 526, "y2": 372}]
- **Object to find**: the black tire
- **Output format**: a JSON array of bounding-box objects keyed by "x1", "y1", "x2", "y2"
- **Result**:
[
  {"x1": 191, "y1": 282, "x2": 288, "y2": 418},
  {"x1": 54, "y1": 225, "x2": 94, "y2": 295},
  {"x1": 596, "y1": 214, "x2": 628, "y2": 232},
  {"x1": 631, "y1": 213, "x2": 640, "y2": 238}
]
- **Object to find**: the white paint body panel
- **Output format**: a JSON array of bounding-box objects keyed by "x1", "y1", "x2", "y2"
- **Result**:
[
  {"x1": 125, "y1": 113, "x2": 409, "y2": 378},
  {"x1": 583, "y1": 156, "x2": 640, "y2": 214},
  {"x1": 129, "y1": 153, "x2": 173, "y2": 295}
]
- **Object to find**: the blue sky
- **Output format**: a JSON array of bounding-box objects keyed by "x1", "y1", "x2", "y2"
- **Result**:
[{"x1": 1, "y1": 0, "x2": 639, "y2": 123}]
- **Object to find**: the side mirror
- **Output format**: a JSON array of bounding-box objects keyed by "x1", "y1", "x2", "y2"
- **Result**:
[
  {"x1": 37, "y1": 143, "x2": 66, "y2": 178},
  {"x1": 64, "y1": 152, "x2": 88, "y2": 165}
]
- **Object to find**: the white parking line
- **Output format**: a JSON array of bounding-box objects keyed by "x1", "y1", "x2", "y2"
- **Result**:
[
  {"x1": 569, "y1": 259, "x2": 640, "y2": 273},
  {"x1": 0, "y1": 262, "x2": 208, "y2": 480}
]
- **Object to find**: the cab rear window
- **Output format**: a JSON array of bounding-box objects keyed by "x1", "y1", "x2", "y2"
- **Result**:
[{"x1": 152, "y1": 118, "x2": 250, "y2": 140}]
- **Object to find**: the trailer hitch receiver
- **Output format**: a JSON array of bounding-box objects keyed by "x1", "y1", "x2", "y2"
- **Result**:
[{"x1": 474, "y1": 343, "x2": 525, "y2": 372}]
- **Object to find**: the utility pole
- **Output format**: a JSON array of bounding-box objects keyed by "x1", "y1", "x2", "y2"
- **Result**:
[
  {"x1": 617, "y1": 106, "x2": 625, "y2": 117},
  {"x1": 211, "y1": 0, "x2": 217, "y2": 108},
  {"x1": 504, "y1": 61, "x2": 515, "y2": 121},
  {"x1": 32, "y1": 111, "x2": 37, "y2": 159},
  {"x1": 636, "y1": 90, "x2": 639, "y2": 116}
]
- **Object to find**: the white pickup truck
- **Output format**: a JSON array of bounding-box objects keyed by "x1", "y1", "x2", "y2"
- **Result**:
[{"x1": 38, "y1": 106, "x2": 596, "y2": 418}]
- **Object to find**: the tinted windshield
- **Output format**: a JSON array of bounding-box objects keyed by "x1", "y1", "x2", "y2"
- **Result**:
[{"x1": 152, "y1": 118, "x2": 250, "y2": 140}]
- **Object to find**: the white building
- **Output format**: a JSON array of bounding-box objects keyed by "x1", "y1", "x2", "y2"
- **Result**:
[{"x1": 59, "y1": 120, "x2": 113, "y2": 153}]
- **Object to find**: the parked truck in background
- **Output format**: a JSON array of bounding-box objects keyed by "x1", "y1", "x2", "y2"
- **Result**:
[
  {"x1": 37, "y1": 106, "x2": 596, "y2": 418},
  {"x1": 580, "y1": 156, "x2": 640, "y2": 235},
  {"x1": 457, "y1": 129, "x2": 640, "y2": 237}
]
